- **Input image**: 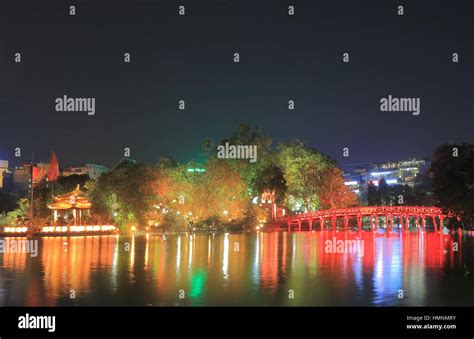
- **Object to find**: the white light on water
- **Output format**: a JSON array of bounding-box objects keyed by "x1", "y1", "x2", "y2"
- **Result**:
[
  {"x1": 222, "y1": 234, "x2": 229, "y2": 279},
  {"x1": 176, "y1": 236, "x2": 181, "y2": 271}
]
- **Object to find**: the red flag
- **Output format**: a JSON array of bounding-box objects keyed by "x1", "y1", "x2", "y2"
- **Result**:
[
  {"x1": 32, "y1": 166, "x2": 48, "y2": 186},
  {"x1": 48, "y1": 151, "x2": 59, "y2": 182}
]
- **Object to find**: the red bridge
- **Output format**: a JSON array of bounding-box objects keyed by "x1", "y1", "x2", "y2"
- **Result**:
[{"x1": 274, "y1": 206, "x2": 446, "y2": 233}]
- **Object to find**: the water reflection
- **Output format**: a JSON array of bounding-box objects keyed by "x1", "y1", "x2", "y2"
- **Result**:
[
  {"x1": 222, "y1": 234, "x2": 229, "y2": 280},
  {"x1": 0, "y1": 232, "x2": 472, "y2": 306}
]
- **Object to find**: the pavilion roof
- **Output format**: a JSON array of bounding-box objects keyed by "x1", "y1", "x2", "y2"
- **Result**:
[{"x1": 47, "y1": 185, "x2": 92, "y2": 210}]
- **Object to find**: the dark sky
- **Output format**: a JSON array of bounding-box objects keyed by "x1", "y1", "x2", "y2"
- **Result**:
[{"x1": 0, "y1": 0, "x2": 472, "y2": 168}]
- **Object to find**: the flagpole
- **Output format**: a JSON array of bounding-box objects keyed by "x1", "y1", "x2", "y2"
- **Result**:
[
  {"x1": 50, "y1": 150, "x2": 55, "y2": 199},
  {"x1": 49, "y1": 151, "x2": 58, "y2": 200},
  {"x1": 30, "y1": 152, "x2": 35, "y2": 231}
]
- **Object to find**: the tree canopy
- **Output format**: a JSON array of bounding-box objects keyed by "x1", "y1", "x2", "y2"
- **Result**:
[{"x1": 429, "y1": 143, "x2": 474, "y2": 226}]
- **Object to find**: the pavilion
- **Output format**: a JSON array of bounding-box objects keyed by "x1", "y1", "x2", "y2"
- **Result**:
[{"x1": 47, "y1": 185, "x2": 92, "y2": 225}]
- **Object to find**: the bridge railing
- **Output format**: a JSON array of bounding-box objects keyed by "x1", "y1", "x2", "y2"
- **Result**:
[{"x1": 271, "y1": 205, "x2": 447, "y2": 233}]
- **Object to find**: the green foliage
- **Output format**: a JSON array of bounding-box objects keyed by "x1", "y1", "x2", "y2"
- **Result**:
[
  {"x1": 2, "y1": 124, "x2": 362, "y2": 233},
  {"x1": 218, "y1": 123, "x2": 274, "y2": 197},
  {"x1": 89, "y1": 159, "x2": 152, "y2": 230},
  {"x1": 0, "y1": 198, "x2": 30, "y2": 226},
  {"x1": 277, "y1": 141, "x2": 334, "y2": 212},
  {"x1": 254, "y1": 164, "x2": 287, "y2": 205}
]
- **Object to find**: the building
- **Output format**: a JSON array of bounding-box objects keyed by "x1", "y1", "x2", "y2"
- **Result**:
[
  {"x1": 0, "y1": 160, "x2": 8, "y2": 189},
  {"x1": 12, "y1": 164, "x2": 31, "y2": 192},
  {"x1": 374, "y1": 159, "x2": 429, "y2": 187},
  {"x1": 252, "y1": 191, "x2": 286, "y2": 221},
  {"x1": 62, "y1": 164, "x2": 108, "y2": 180},
  {"x1": 3, "y1": 184, "x2": 116, "y2": 235},
  {"x1": 343, "y1": 158, "x2": 430, "y2": 200}
]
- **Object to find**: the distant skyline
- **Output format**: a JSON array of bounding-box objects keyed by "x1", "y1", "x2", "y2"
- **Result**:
[
  {"x1": 0, "y1": 139, "x2": 449, "y2": 170},
  {"x1": 1, "y1": 0, "x2": 472, "y2": 168}
]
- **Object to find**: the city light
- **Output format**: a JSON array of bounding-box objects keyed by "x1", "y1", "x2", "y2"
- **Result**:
[
  {"x1": 187, "y1": 168, "x2": 206, "y2": 173},
  {"x1": 370, "y1": 171, "x2": 393, "y2": 176},
  {"x1": 4, "y1": 227, "x2": 28, "y2": 233},
  {"x1": 372, "y1": 179, "x2": 398, "y2": 186},
  {"x1": 4, "y1": 225, "x2": 116, "y2": 234}
]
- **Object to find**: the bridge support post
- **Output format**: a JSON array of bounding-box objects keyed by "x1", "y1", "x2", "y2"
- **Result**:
[
  {"x1": 357, "y1": 215, "x2": 362, "y2": 232},
  {"x1": 389, "y1": 214, "x2": 393, "y2": 233},
  {"x1": 370, "y1": 214, "x2": 374, "y2": 232},
  {"x1": 298, "y1": 221, "x2": 301, "y2": 232},
  {"x1": 375, "y1": 215, "x2": 379, "y2": 232},
  {"x1": 309, "y1": 218, "x2": 313, "y2": 231},
  {"x1": 421, "y1": 214, "x2": 426, "y2": 233},
  {"x1": 320, "y1": 217, "x2": 324, "y2": 231},
  {"x1": 344, "y1": 216, "x2": 349, "y2": 232},
  {"x1": 405, "y1": 214, "x2": 409, "y2": 231},
  {"x1": 287, "y1": 222, "x2": 291, "y2": 232},
  {"x1": 415, "y1": 215, "x2": 420, "y2": 232},
  {"x1": 439, "y1": 216, "x2": 444, "y2": 232},
  {"x1": 432, "y1": 215, "x2": 438, "y2": 232}
]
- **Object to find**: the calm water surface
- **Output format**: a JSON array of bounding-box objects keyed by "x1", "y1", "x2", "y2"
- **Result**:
[{"x1": 1, "y1": 231, "x2": 473, "y2": 306}]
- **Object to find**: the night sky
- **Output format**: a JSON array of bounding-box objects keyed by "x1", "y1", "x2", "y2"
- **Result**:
[{"x1": 0, "y1": 0, "x2": 472, "y2": 168}]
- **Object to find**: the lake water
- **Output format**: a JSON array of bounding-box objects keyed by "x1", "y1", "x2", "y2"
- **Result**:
[{"x1": 0, "y1": 231, "x2": 473, "y2": 306}]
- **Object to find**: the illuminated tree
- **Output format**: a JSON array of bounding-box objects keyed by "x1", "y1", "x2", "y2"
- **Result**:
[
  {"x1": 254, "y1": 164, "x2": 287, "y2": 205},
  {"x1": 146, "y1": 157, "x2": 260, "y2": 231},
  {"x1": 194, "y1": 159, "x2": 249, "y2": 226},
  {"x1": 0, "y1": 198, "x2": 29, "y2": 226},
  {"x1": 89, "y1": 159, "x2": 151, "y2": 230},
  {"x1": 277, "y1": 141, "x2": 334, "y2": 212},
  {"x1": 318, "y1": 167, "x2": 358, "y2": 209},
  {"x1": 218, "y1": 123, "x2": 273, "y2": 197}
]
